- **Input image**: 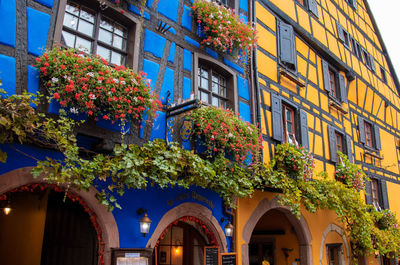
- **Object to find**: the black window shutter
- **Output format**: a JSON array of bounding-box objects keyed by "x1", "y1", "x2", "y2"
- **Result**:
[
  {"x1": 271, "y1": 94, "x2": 283, "y2": 142},
  {"x1": 337, "y1": 22, "x2": 345, "y2": 43},
  {"x1": 358, "y1": 117, "x2": 365, "y2": 144},
  {"x1": 380, "y1": 180, "x2": 389, "y2": 209},
  {"x1": 370, "y1": 55, "x2": 376, "y2": 72},
  {"x1": 345, "y1": 135, "x2": 353, "y2": 163},
  {"x1": 279, "y1": 22, "x2": 296, "y2": 67},
  {"x1": 338, "y1": 73, "x2": 347, "y2": 103},
  {"x1": 328, "y1": 125, "x2": 337, "y2": 162},
  {"x1": 308, "y1": 0, "x2": 319, "y2": 17},
  {"x1": 374, "y1": 124, "x2": 381, "y2": 150},
  {"x1": 300, "y1": 109, "x2": 309, "y2": 149},
  {"x1": 322, "y1": 59, "x2": 331, "y2": 93},
  {"x1": 365, "y1": 180, "x2": 372, "y2": 205}
]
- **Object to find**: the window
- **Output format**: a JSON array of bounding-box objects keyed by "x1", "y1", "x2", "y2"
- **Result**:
[
  {"x1": 282, "y1": 104, "x2": 296, "y2": 142},
  {"x1": 350, "y1": 37, "x2": 359, "y2": 58},
  {"x1": 328, "y1": 125, "x2": 352, "y2": 163},
  {"x1": 358, "y1": 117, "x2": 381, "y2": 150},
  {"x1": 362, "y1": 49, "x2": 371, "y2": 69},
  {"x1": 271, "y1": 94, "x2": 310, "y2": 149},
  {"x1": 371, "y1": 178, "x2": 381, "y2": 209},
  {"x1": 295, "y1": 0, "x2": 319, "y2": 17},
  {"x1": 364, "y1": 121, "x2": 373, "y2": 148},
  {"x1": 322, "y1": 60, "x2": 347, "y2": 103},
  {"x1": 337, "y1": 22, "x2": 350, "y2": 47},
  {"x1": 381, "y1": 66, "x2": 387, "y2": 84},
  {"x1": 60, "y1": 1, "x2": 133, "y2": 66},
  {"x1": 335, "y1": 132, "x2": 344, "y2": 153},
  {"x1": 279, "y1": 21, "x2": 296, "y2": 71},
  {"x1": 214, "y1": 0, "x2": 235, "y2": 9},
  {"x1": 345, "y1": 0, "x2": 358, "y2": 9},
  {"x1": 326, "y1": 244, "x2": 342, "y2": 265},
  {"x1": 366, "y1": 177, "x2": 389, "y2": 210},
  {"x1": 197, "y1": 65, "x2": 228, "y2": 108}
]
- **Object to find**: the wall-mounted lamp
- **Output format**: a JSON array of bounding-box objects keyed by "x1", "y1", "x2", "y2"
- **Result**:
[
  {"x1": 2, "y1": 199, "x2": 12, "y2": 216},
  {"x1": 224, "y1": 221, "x2": 234, "y2": 237},
  {"x1": 137, "y1": 208, "x2": 152, "y2": 237}
]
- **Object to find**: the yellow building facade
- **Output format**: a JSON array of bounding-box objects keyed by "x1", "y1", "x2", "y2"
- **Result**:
[{"x1": 237, "y1": 0, "x2": 400, "y2": 264}]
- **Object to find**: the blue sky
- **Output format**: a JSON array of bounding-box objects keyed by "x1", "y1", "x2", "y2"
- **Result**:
[{"x1": 368, "y1": 0, "x2": 400, "y2": 79}]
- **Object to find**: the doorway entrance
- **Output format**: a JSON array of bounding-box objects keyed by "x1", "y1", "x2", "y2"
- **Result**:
[
  {"x1": 0, "y1": 185, "x2": 100, "y2": 265},
  {"x1": 153, "y1": 216, "x2": 217, "y2": 265}
]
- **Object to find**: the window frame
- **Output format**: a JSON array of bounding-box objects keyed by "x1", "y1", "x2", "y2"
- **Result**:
[
  {"x1": 54, "y1": 0, "x2": 140, "y2": 71},
  {"x1": 371, "y1": 178, "x2": 381, "y2": 209},
  {"x1": 335, "y1": 131, "x2": 344, "y2": 153},
  {"x1": 364, "y1": 121, "x2": 374, "y2": 148},
  {"x1": 197, "y1": 65, "x2": 229, "y2": 109},
  {"x1": 328, "y1": 125, "x2": 352, "y2": 163},
  {"x1": 194, "y1": 53, "x2": 238, "y2": 113},
  {"x1": 282, "y1": 103, "x2": 296, "y2": 143}
]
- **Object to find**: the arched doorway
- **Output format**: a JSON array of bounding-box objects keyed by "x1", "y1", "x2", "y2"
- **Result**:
[
  {"x1": 242, "y1": 197, "x2": 312, "y2": 265},
  {"x1": 0, "y1": 167, "x2": 119, "y2": 265},
  {"x1": 0, "y1": 184, "x2": 102, "y2": 265},
  {"x1": 153, "y1": 217, "x2": 215, "y2": 265}
]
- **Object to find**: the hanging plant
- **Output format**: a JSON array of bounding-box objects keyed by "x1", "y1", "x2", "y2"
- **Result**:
[
  {"x1": 372, "y1": 209, "x2": 399, "y2": 230},
  {"x1": 187, "y1": 106, "x2": 262, "y2": 163},
  {"x1": 273, "y1": 142, "x2": 315, "y2": 181},
  {"x1": 36, "y1": 47, "x2": 161, "y2": 123},
  {"x1": 335, "y1": 151, "x2": 367, "y2": 192},
  {"x1": 191, "y1": 0, "x2": 257, "y2": 61}
]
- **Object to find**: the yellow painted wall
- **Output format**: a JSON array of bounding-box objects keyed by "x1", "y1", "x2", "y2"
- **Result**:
[{"x1": 241, "y1": 0, "x2": 400, "y2": 263}]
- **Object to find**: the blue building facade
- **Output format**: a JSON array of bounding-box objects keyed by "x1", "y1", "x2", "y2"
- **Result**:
[{"x1": 0, "y1": 0, "x2": 253, "y2": 264}]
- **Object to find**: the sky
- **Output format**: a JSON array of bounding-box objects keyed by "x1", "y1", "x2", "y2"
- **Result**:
[{"x1": 367, "y1": 0, "x2": 400, "y2": 79}]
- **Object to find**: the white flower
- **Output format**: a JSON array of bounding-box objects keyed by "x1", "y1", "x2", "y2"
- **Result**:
[
  {"x1": 113, "y1": 78, "x2": 119, "y2": 84},
  {"x1": 89, "y1": 94, "x2": 96, "y2": 100},
  {"x1": 51, "y1": 77, "x2": 59, "y2": 83},
  {"x1": 228, "y1": 133, "x2": 233, "y2": 138},
  {"x1": 69, "y1": 107, "x2": 79, "y2": 114},
  {"x1": 120, "y1": 80, "x2": 126, "y2": 85},
  {"x1": 97, "y1": 80, "x2": 102, "y2": 84},
  {"x1": 87, "y1": 72, "x2": 94, "y2": 77}
]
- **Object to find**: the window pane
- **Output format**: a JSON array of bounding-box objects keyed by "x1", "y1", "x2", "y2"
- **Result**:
[
  {"x1": 286, "y1": 122, "x2": 292, "y2": 134},
  {"x1": 200, "y1": 68, "x2": 208, "y2": 78},
  {"x1": 61, "y1": 30, "x2": 75, "y2": 47},
  {"x1": 75, "y1": 37, "x2": 92, "y2": 52},
  {"x1": 286, "y1": 109, "x2": 292, "y2": 121},
  {"x1": 201, "y1": 91, "x2": 208, "y2": 102},
  {"x1": 111, "y1": 51, "x2": 124, "y2": 66},
  {"x1": 201, "y1": 78, "x2": 208, "y2": 90},
  {"x1": 63, "y1": 13, "x2": 78, "y2": 30},
  {"x1": 220, "y1": 99, "x2": 226, "y2": 109},
  {"x1": 212, "y1": 96, "x2": 218, "y2": 107},
  {"x1": 100, "y1": 18, "x2": 113, "y2": 31},
  {"x1": 212, "y1": 75, "x2": 219, "y2": 83},
  {"x1": 212, "y1": 82, "x2": 219, "y2": 93},
  {"x1": 114, "y1": 24, "x2": 126, "y2": 37},
  {"x1": 78, "y1": 19, "x2": 94, "y2": 37},
  {"x1": 113, "y1": 35, "x2": 125, "y2": 50},
  {"x1": 98, "y1": 29, "x2": 113, "y2": 45},
  {"x1": 65, "y1": 3, "x2": 79, "y2": 16},
  {"x1": 79, "y1": 8, "x2": 95, "y2": 23},
  {"x1": 97, "y1": 45, "x2": 111, "y2": 61}
]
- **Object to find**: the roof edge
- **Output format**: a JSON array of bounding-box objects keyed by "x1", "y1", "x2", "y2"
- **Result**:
[{"x1": 363, "y1": 0, "x2": 400, "y2": 94}]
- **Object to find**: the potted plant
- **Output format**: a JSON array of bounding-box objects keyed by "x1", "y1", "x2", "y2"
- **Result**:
[
  {"x1": 36, "y1": 47, "x2": 161, "y2": 124},
  {"x1": 187, "y1": 105, "x2": 262, "y2": 164},
  {"x1": 335, "y1": 152, "x2": 367, "y2": 192},
  {"x1": 191, "y1": 0, "x2": 257, "y2": 61}
]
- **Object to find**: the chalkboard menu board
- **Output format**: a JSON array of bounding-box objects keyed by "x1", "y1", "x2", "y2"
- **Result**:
[
  {"x1": 204, "y1": 246, "x2": 219, "y2": 265},
  {"x1": 221, "y1": 253, "x2": 237, "y2": 265}
]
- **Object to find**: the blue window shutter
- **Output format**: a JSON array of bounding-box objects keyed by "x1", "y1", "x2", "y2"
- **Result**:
[
  {"x1": 380, "y1": 180, "x2": 389, "y2": 209},
  {"x1": 279, "y1": 22, "x2": 296, "y2": 68},
  {"x1": 365, "y1": 180, "x2": 372, "y2": 205},
  {"x1": 345, "y1": 135, "x2": 353, "y2": 163},
  {"x1": 374, "y1": 124, "x2": 381, "y2": 150},
  {"x1": 358, "y1": 117, "x2": 365, "y2": 144},
  {"x1": 328, "y1": 125, "x2": 337, "y2": 162},
  {"x1": 337, "y1": 22, "x2": 345, "y2": 43},
  {"x1": 271, "y1": 94, "x2": 283, "y2": 142},
  {"x1": 300, "y1": 109, "x2": 309, "y2": 149},
  {"x1": 338, "y1": 73, "x2": 347, "y2": 103},
  {"x1": 308, "y1": 0, "x2": 319, "y2": 17},
  {"x1": 322, "y1": 59, "x2": 330, "y2": 93}
]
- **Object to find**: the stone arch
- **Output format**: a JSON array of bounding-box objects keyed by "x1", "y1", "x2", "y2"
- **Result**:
[
  {"x1": 242, "y1": 197, "x2": 312, "y2": 265},
  {"x1": 146, "y1": 202, "x2": 228, "y2": 253},
  {"x1": 319, "y1": 223, "x2": 350, "y2": 265},
  {"x1": 0, "y1": 167, "x2": 119, "y2": 265}
]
